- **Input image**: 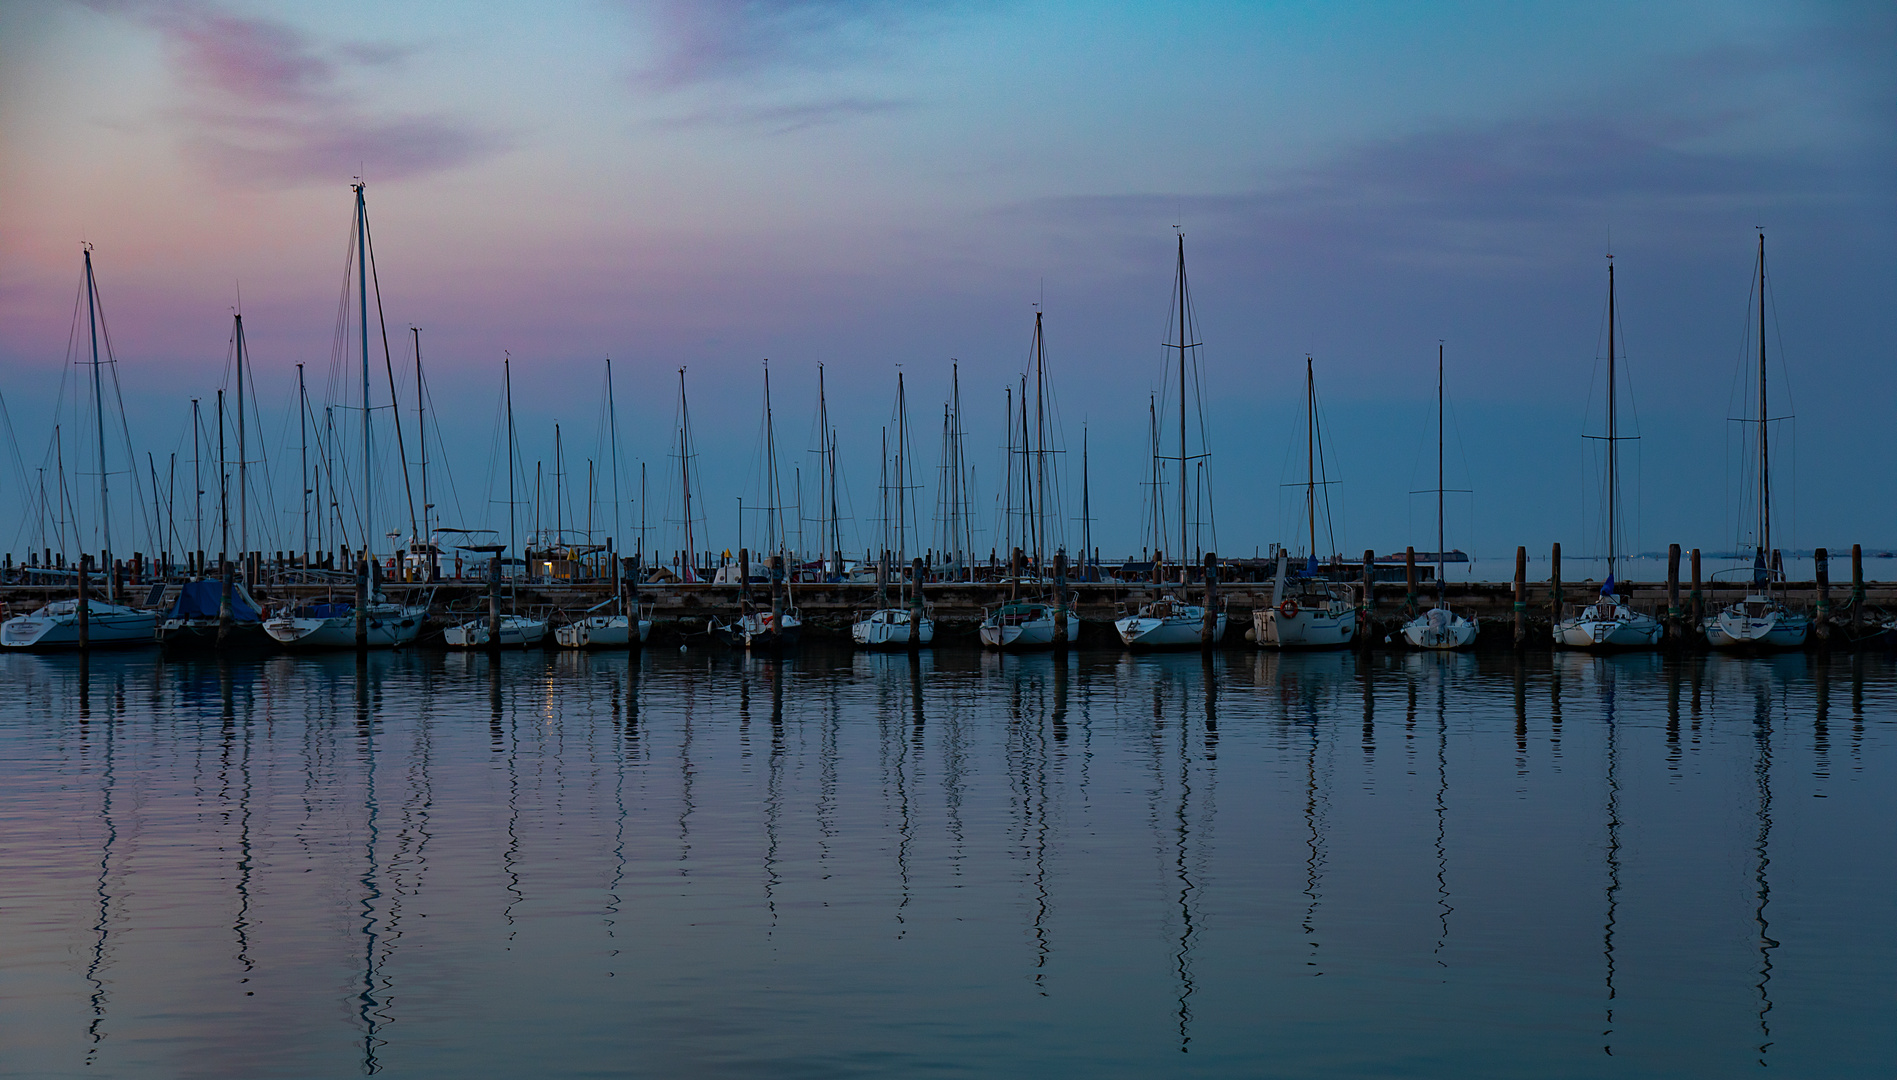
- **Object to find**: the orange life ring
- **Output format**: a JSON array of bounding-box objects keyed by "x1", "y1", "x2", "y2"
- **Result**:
[{"x1": 1278, "y1": 599, "x2": 1299, "y2": 619}]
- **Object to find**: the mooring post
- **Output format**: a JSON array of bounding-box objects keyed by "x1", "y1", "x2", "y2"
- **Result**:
[
  {"x1": 1360, "y1": 549, "x2": 1375, "y2": 648},
  {"x1": 739, "y1": 546, "x2": 751, "y2": 604},
  {"x1": 218, "y1": 555, "x2": 235, "y2": 645},
  {"x1": 355, "y1": 551, "x2": 369, "y2": 650},
  {"x1": 76, "y1": 553, "x2": 90, "y2": 651},
  {"x1": 1666, "y1": 544, "x2": 1682, "y2": 643},
  {"x1": 1513, "y1": 546, "x2": 1527, "y2": 647},
  {"x1": 769, "y1": 554, "x2": 785, "y2": 642},
  {"x1": 1053, "y1": 551, "x2": 1069, "y2": 651},
  {"x1": 910, "y1": 556, "x2": 925, "y2": 649},
  {"x1": 1201, "y1": 551, "x2": 1219, "y2": 649},
  {"x1": 1011, "y1": 547, "x2": 1023, "y2": 601},
  {"x1": 877, "y1": 549, "x2": 889, "y2": 611},
  {"x1": 487, "y1": 552, "x2": 502, "y2": 651},
  {"x1": 1550, "y1": 542, "x2": 1563, "y2": 620},
  {"x1": 1689, "y1": 548, "x2": 1703, "y2": 629},
  {"x1": 1852, "y1": 544, "x2": 1865, "y2": 632},
  {"x1": 1404, "y1": 546, "x2": 1417, "y2": 616},
  {"x1": 1814, "y1": 547, "x2": 1831, "y2": 642}
]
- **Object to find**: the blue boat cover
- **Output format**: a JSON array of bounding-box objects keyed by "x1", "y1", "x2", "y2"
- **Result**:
[{"x1": 166, "y1": 581, "x2": 260, "y2": 623}]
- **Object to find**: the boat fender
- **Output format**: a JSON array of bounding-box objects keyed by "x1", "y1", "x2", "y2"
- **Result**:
[{"x1": 1279, "y1": 599, "x2": 1299, "y2": 619}]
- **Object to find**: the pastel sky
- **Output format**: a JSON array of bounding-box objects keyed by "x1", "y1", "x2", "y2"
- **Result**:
[{"x1": 1, "y1": 1, "x2": 1892, "y2": 569}]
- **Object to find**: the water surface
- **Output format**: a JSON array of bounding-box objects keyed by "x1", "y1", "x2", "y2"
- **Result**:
[{"x1": 2, "y1": 647, "x2": 1892, "y2": 1078}]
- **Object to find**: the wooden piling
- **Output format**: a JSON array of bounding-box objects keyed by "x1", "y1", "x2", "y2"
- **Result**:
[
  {"x1": 1360, "y1": 549, "x2": 1374, "y2": 648},
  {"x1": 769, "y1": 554, "x2": 785, "y2": 642},
  {"x1": 1052, "y1": 551, "x2": 1069, "y2": 651},
  {"x1": 910, "y1": 556, "x2": 925, "y2": 649},
  {"x1": 1666, "y1": 544, "x2": 1681, "y2": 642},
  {"x1": 1404, "y1": 546, "x2": 1417, "y2": 615},
  {"x1": 1852, "y1": 544, "x2": 1865, "y2": 631},
  {"x1": 1202, "y1": 551, "x2": 1219, "y2": 649},
  {"x1": 218, "y1": 556, "x2": 234, "y2": 644},
  {"x1": 355, "y1": 551, "x2": 369, "y2": 650},
  {"x1": 1011, "y1": 547, "x2": 1023, "y2": 601},
  {"x1": 76, "y1": 553, "x2": 90, "y2": 651},
  {"x1": 1550, "y1": 542, "x2": 1563, "y2": 619},
  {"x1": 1513, "y1": 546, "x2": 1527, "y2": 647},
  {"x1": 1689, "y1": 548, "x2": 1703, "y2": 628},
  {"x1": 1815, "y1": 547, "x2": 1831, "y2": 641}
]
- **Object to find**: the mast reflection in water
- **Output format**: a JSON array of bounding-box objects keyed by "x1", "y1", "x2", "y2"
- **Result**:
[{"x1": 1, "y1": 647, "x2": 1892, "y2": 1078}]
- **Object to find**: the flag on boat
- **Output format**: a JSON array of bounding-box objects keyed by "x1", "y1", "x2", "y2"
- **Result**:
[
  {"x1": 1599, "y1": 573, "x2": 1615, "y2": 596},
  {"x1": 1753, "y1": 549, "x2": 1770, "y2": 586}
]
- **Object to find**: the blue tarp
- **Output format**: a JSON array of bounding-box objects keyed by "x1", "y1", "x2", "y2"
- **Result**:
[{"x1": 166, "y1": 581, "x2": 260, "y2": 623}]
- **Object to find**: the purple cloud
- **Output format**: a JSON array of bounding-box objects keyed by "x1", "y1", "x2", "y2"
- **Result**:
[
  {"x1": 635, "y1": 0, "x2": 946, "y2": 88},
  {"x1": 88, "y1": 1, "x2": 505, "y2": 185}
]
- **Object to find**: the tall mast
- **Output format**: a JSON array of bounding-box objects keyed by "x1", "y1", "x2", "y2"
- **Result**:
[
  {"x1": 416, "y1": 328, "x2": 428, "y2": 553},
  {"x1": 1307, "y1": 355, "x2": 1316, "y2": 559},
  {"x1": 192, "y1": 397, "x2": 202, "y2": 556},
  {"x1": 298, "y1": 364, "x2": 308, "y2": 562},
  {"x1": 1606, "y1": 256, "x2": 1618, "y2": 576},
  {"x1": 1437, "y1": 342, "x2": 1446, "y2": 607},
  {"x1": 606, "y1": 358, "x2": 621, "y2": 566},
  {"x1": 1033, "y1": 311, "x2": 1047, "y2": 573},
  {"x1": 1003, "y1": 384, "x2": 1014, "y2": 555},
  {"x1": 1757, "y1": 231, "x2": 1771, "y2": 570},
  {"x1": 235, "y1": 312, "x2": 247, "y2": 561},
  {"x1": 554, "y1": 422, "x2": 565, "y2": 551},
  {"x1": 1177, "y1": 233, "x2": 1188, "y2": 581},
  {"x1": 1020, "y1": 375, "x2": 1034, "y2": 569},
  {"x1": 504, "y1": 356, "x2": 517, "y2": 571},
  {"x1": 217, "y1": 389, "x2": 228, "y2": 559},
  {"x1": 355, "y1": 181, "x2": 371, "y2": 560},
  {"x1": 83, "y1": 245, "x2": 111, "y2": 569},
  {"x1": 895, "y1": 370, "x2": 907, "y2": 565},
  {"x1": 677, "y1": 369, "x2": 695, "y2": 578},
  {"x1": 1081, "y1": 423, "x2": 1091, "y2": 574}
]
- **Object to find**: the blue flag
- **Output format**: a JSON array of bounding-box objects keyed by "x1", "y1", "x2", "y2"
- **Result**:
[
  {"x1": 1753, "y1": 549, "x2": 1770, "y2": 587},
  {"x1": 1599, "y1": 573, "x2": 1615, "y2": 597}
]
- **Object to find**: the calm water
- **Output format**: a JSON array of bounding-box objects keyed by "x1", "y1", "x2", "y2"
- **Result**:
[{"x1": 2, "y1": 647, "x2": 1892, "y2": 1078}]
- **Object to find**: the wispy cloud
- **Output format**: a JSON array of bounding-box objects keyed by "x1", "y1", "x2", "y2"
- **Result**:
[
  {"x1": 88, "y1": 1, "x2": 504, "y2": 185},
  {"x1": 633, "y1": 0, "x2": 949, "y2": 88},
  {"x1": 652, "y1": 94, "x2": 913, "y2": 134}
]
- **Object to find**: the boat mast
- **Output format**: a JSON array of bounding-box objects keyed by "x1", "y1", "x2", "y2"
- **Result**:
[
  {"x1": 1177, "y1": 233, "x2": 1188, "y2": 585},
  {"x1": 677, "y1": 368, "x2": 696, "y2": 580},
  {"x1": 217, "y1": 389, "x2": 229, "y2": 560},
  {"x1": 1606, "y1": 256, "x2": 1618, "y2": 579},
  {"x1": 1081, "y1": 422, "x2": 1091, "y2": 578},
  {"x1": 505, "y1": 356, "x2": 517, "y2": 595},
  {"x1": 83, "y1": 245, "x2": 112, "y2": 576},
  {"x1": 1033, "y1": 311, "x2": 1048, "y2": 575},
  {"x1": 1757, "y1": 231, "x2": 1771, "y2": 577},
  {"x1": 355, "y1": 181, "x2": 371, "y2": 562},
  {"x1": 416, "y1": 328, "x2": 428, "y2": 562},
  {"x1": 298, "y1": 365, "x2": 308, "y2": 563},
  {"x1": 235, "y1": 312, "x2": 247, "y2": 565},
  {"x1": 192, "y1": 397, "x2": 202, "y2": 557},
  {"x1": 1437, "y1": 342, "x2": 1446, "y2": 607},
  {"x1": 606, "y1": 358, "x2": 622, "y2": 580},
  {"x1": 1002, "y1": 384, "x2": 1014, "y2": 557},
  {"x1": 764, "y1": 362, "x2": 782, "y2": 556},
  {"x1": 1307, "y1": 355, "x2": 1316, "y2": 560},
  {"x1": 895, "y1": 370, "x2": 907, "y2": 568}
]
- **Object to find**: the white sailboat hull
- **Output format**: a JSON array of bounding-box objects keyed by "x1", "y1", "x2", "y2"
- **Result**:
[
  {"x1": 1703, "y1": 601, "x2": 1809, "y2": 650},
  {"x1": 979, "y1": 608, "x2": 1078, "y2": 650},
  {"x1": 852, "y1": 610, "x2": 935, "y2": 647},
  {"x1": 1115, "y1": 610, "x2": 1227, "y2": 649},
  {"x1": 1, "y1": 602, "x2": 156, "y2": 650},
  {"x1": 1553, "y1": 605, "x2": 1662, "y2": 649},
  {"x1": 1401, "y1": 608, "x2": 1478, "y2": 650},
  {"x1": 445, "y1": 615, "x2": 548, "y2": 648},
  {"x1": 554, "y1": 615, "x2": 649, "y2": 648},
  {"x1": 1253, "y1": 604, "x2": 1356, "y2": 649},
  {"x1": 265, "y1": 606, "x2": 425, "y2": 649}
]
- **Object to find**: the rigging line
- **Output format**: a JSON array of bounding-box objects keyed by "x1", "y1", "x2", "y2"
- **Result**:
[{"x1": 364, "y1": 221, "x2": 419, "y2": 548}]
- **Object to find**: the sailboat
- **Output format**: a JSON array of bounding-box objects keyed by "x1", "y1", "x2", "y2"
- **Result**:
[
  {"x1": 1556, "y1": 256, "x2": 1662, "y2": 649},
  {"x1": 853, "y1": 372, "x2": 935, "y2": 648},
  {"x1": 1400, "y1": 344, "x2": 1477, "y2": 650},
  {"x1": 980, "y1": 311, "x2": 1079, "y2": 649},
  {"x1": 1703, "y1": 232, "x2": 1810, "y2": 651},
  {"x1": 557, "y1": 359, "x2": 652, "y2": 647},
  {"x1": 3, "y1": 246, "x2": 157, "y2": 650},
  {"x1": 711, "y1": 364, "x2": 804, "y2": 650},
  {"x1": 446, "y1": 355, "x2": 549, "y2": 647},
  {"x1": 266, "y1": 182, "x2": 426, "y2": 649},
  {"x1": 1115, "y1": 233, "x2": 1227, "y2": 649},
  {"x1": 1254, "y1": 358, "x2": 1358, "y2": 649}
]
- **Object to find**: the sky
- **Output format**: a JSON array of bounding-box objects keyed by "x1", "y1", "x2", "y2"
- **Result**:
[{"x1": 0, "y1": 0, "x2": 1892, "y2": 572}]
